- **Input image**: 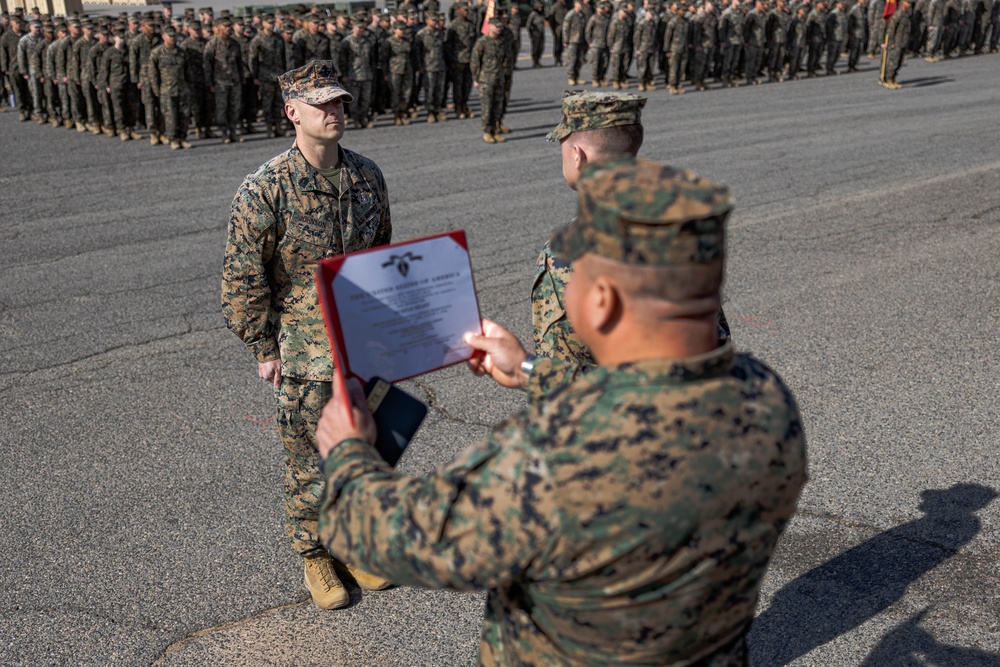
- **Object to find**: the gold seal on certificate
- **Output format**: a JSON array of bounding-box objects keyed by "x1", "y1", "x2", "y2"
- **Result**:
[{"x1": 316, "y1": 231, "x2": 483, "y2": 383}]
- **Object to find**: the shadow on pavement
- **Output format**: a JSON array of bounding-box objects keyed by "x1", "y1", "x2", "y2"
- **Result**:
[
  {"x1": 860, "y1": 608, "x2": 1000, "y2": 666},
  {"x1": 748, "y1": 483, "x2": 998, "y2": 667},
  {"x1": 901, "y1": 76, "x2": 955, "y2": 87}
]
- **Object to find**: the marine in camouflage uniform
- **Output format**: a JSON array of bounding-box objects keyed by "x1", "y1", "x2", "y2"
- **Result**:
[
  {"x1": 825, "y1": 1, "x2": 848, "y2": 74},
  {"x1": 607, "y1": 6, "x2": 631, "y2": 88},
  {"x1": 91, "y1": 29, "x2": 113, "y2": 135},
  {"x1": 41, "y1": 25, "x2": 60, "y2": 126},
  {"x1": 742, "y1": 1, "x2": 766, "y2": 85},
  {"x1": 562, "y1": 1, "x2": 588, "y2": 85},
  {"x1": 204, "y1": 19, "x2": 243, "y2": 142},
  {"x1": 585, "y1": 2, "x2": 611, "y2": 85},
  {"x1": 471, "y1": 18, "x2": 509, "y2": 143},
  {"x1": 149, "y1": 26, "x2": 189, "y2": 148},
  {"x1": 130, "y1": 18, "x2": 162, "y2": 143},
  {"x1": 847, "y1": 0, "x2": 869, "y2": 70},
  {"x1": 222, "y1": 61, "x2": 392, "y2": 610},
  {"x1": 101, "y1": 27, "x2": 138, "y2": 141},
  {"x1": 415, "y1": 14, "x2": 446, "y2": 121},
  {"x1": 663, "y1": 4, "x2": 689, "y2": 92},
  {"x1": 384, "y1": 20, "x2": 415, "y2": 125},
  {"x1": 446, "y1": 3, "x2": 477, "y2": 119},
  {"x1": 719, "y1": 0, "x2": 744, "y2": 86},
  {"x1": 19, "y1": 21, "x2": 45, "y2": 121},
  {"x1": 54, "y1": 23, "x2": 74, "y2": 128},
  {"x1": 634, "y1": 9, "x2": 657, "y2": 90},
  {"x1": 882, "y1": 0, "x2": 913, "y2": 86},
  {"x1": 338, "y1": 16, "x2": 377, "y2": 128},
  {"x1": 526, "y1": 1, "x2": 547, "y2": 66},
  {"x1": 315, "y1": 157, "x2": 807, "y2": 667},
  {"x1": 249, "y1": 14, "x2": 286, "y2": 138},
  {"x1": 2, "y1": 18, "x2": 30, "y2": 120},
  {"x1": 181, "y1": 21, "x2": 212, "y2": 138}
]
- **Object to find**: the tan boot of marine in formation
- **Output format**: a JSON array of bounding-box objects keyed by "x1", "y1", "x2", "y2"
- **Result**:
[{"x1": 303, "y1": 553, "x2": 349, "y2": 609}]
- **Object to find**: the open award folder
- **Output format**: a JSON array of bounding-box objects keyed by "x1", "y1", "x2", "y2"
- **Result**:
[{"x1": 316, "y1": 230, "x2": 483, "y2": 465}]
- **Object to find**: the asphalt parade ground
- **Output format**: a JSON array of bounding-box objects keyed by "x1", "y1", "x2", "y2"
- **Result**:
[{"x1": 1, "y1": 48, "x2": 999, "y2": 666}]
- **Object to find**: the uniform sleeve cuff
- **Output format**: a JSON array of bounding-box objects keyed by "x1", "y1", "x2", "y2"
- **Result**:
[{"x1": 248, "y1": 336, "x2": 280, "y2": 363}]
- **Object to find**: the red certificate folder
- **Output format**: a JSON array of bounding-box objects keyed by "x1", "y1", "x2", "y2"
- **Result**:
[{"x1": 315, "y1": 230, "x2": 483, "y2": 424}]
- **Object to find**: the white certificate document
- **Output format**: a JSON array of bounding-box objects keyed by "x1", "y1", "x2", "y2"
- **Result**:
[{"x1": 323, "y1": 231, "x2": 482, "y2": 382}]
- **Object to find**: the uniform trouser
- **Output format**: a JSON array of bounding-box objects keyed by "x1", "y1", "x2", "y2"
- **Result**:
[
  {"x1": 885, "y1": 45, "x2": 904, "y2": 80},
  {"x1": 551, "y1": 24, "x2": 563, "y2": 63},
  {"x1": 189, "y1": 82, "x2": 209, "y2": 128},
  {"x1": 58, "y1": 82, "x2": 71, "y2": 120},
  {"x1": 160, "y1": 94, "x2": 188, "y2": 141},
  {"x1": 609, "y1": 50, "x2": 628, "y2": 81},
  {"x1": 807, "y1": 39, "x2": 824, "y2": 72},
  {"x1": 667, "y1": 50, "x2": 687, "y2": 86},
  {"x1": 453, "y1": 63, "x2": 472, "y2": 110},
  {"x1": 637, "y1": 51, "x2": 655, "y2": 83},
  {"x1": 501, "y1": 68, "x2": 512, "y2": 117},
  {"x1": 423, "y1": 70, "x2": 444, "y2": 111},
  {"x1": 768, "y1": 43, "x2": 785, "y2": 74},
  {"x1": 215, "y1": 82, "x2": 241, "y2": 134},
  {"x1": 347, "y1": 79, "x2": 372, "y2": 123},
  {"x1": 848, "y1": 37, "x2": 864, "y2": 67},
  {"x1": 28, "y1": 75, "x2": 44, "y2": 116},
  {"x1": 925, "y1": 25, "x2": 942, "y2": 54},
  {"x1": 44, "y1": 78, "x2": 59, "y2": 119},
  {"x1": 99, "y1": 88, "x2": 114, "y2": 130},
  {"x1": 12, "y1": 73, "x2": 30, "y2": 114},
  {"x1": 871, "y1": 19, "x2": 887, "y2": 53},
  {"x1": 258, "y1": 81, "x2": 281, "y2": 124},
  {"x1": 241, "y1": 78, "x2": 256, "y2": 122},
  {"x1": 68, "y1": 80, "x2": 83, "y2": 122},
  {"x1": 142, "y1": 81, "x2": 162, "y2": 133},
  {"x1": 82, "y1": 79, "x2": 99, "y2": 124},
  {"x1": 410, "y1": 70, "x2": 423, "y2": 108},
  {"x1": 109, "y1": 84, "x2": 133, "y2": 130},
  {"x1": 787, "y1": 45, "x2": 804, "y2": 74},
  {"x1": 479, "y1": 79, "x2": 504, "y2": 133},
  {"x1": 529, "y1": 30, "x2": 544, "y2": 63},
  {"x1": 744, "y1": 45, "x2": 763, "y2": 81},
  {"x1": 690, "y1": 49, "x2": 707, "y2": 83},
  {"x1": 566, "y1": 42, "x2": 586, "y2": 80},
  {"x1": 390, "y1": 70, "x2": 413, "y2": 114},
  {"x1": 275, "y1": 378, "x2": 331, "y2": 557},
  {"x1": 591, "y1": 47, "x2": 609, "y2": 81},
  {"x1": 721, "y1": 44, "x2": 741, "y2": 79},
  {"x1": 825, "y1": 40, "x2": 841, "y2": 72},
  {"x1": 0, "y1": 71, "x2": 7, "y2": 107}
]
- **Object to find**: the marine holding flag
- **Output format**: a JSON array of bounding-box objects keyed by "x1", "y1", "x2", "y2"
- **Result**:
[
  {"x1": 880, "y1": 0, "x2": 911, "y2": 88},
  {"x1": 221, "y1": 60, "x2": 392, "y2": 610}
]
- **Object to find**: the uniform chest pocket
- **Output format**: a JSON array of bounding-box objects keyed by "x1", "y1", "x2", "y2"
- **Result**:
[{"x1": 285, "y1": 214, "x2": 334, "y2": 249}]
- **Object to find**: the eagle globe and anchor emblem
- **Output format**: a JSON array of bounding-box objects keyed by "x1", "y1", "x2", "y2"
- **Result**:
[{"x1": 381, "y1": 252, "x2": 424, "y2": 277}]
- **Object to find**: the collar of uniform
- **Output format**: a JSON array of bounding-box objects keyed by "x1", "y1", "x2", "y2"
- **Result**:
[
  {"x1": 288, "y1": 144, "x2": 363, "y2": 195},
  {"x1": 597, "y1": 340, "x2": 735, "y2": 387}
]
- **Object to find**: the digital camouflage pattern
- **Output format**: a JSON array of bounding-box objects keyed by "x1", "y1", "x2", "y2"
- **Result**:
[
  {"x1": 276, "y1": 377, "x2": 332, "y2": 555},
  {"x1": 222, "y1": 143, "x2": 391, "y2": 554},
  {"x1": 278, "y1": 59, "x2": 353, "y2": 104},
  {"x1": 546, "y1": 90, "x2": 646, "y2": 141},
  {"x1": 319, "y1": 161, "x2": 804, "y2": 665},
  {"x1": 531, "y1": 240, "x2": 597, "y2": 367},
  {"x1": 319, "y1": 344, "x2": 807, "y2": 666},
  {"x1": 221, "y1": 143, "x2": 392, "y2": 381},
  {"x1": 550, "y1": 158, "x2": 733, "y2": 267}
]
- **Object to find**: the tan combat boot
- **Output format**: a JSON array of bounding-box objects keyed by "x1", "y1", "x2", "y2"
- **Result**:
[
  {"x1": 150, "y1": 132, "x2": 160, "y2": 146},
  {"x1": 345, "y1": 564, "x2": 392, "y2": 591},
  {"x1": 498, "y1": 123, "x2": 511, "y2": 134},
  {"x1": 129, "y1": 128, "x2": 141, "y2": 140},
  {"x1": 483, "y1": 132, "x2": 496, "y2": 143},
  {"x1": 119, "y1": 130, "x2": 129, "y2": 141},
  {"x1": 304, "y1": 553, "x2": 349, "y2": 609},
  {"x1": 427, "y1": 111, "x2": 437, "y2": 123},
  {"x1": 76, "y1": 121, "x2": 86, "y2": 132},
  {"x1": 493, "y1": 132, "x2": 506, "y2": 143},
  {"x1": 170, "y1": 139, "x2": 181, "y2": 150}
]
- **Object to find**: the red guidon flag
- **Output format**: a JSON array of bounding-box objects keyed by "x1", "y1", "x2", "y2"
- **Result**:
[
  {"x1": 883, "y1": 0, "x2": 898, "y2": 19},
  {"x1": 481, "y1": 0, "x2": 496, "y2": 34}
]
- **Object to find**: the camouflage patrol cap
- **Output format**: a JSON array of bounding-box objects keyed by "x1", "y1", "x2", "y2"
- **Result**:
[
  {"x1": 550, "y1": 158, "x2": 733, "y2": 266},
  {"x1": 279, "y1": 60, "x2": 355, "y2": 104},
  {"x1": 488, "y1": 16, "x2": 502, "y2": 26},
  {"x1": 546, "y1": 90, "x2": 646, "y2": 141},
  {"x1": 162, "y1": 25, "x2": 176, "y2": 35},
  {"x1": 281, "y1": 23, "x2": 295, "y2": 32}
]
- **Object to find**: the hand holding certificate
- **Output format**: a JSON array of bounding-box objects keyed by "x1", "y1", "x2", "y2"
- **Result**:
[{"x1": 315, "y1": 231, "x2": 483, "y2": 460}]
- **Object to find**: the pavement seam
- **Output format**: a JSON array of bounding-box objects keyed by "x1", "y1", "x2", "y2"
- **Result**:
[
  {"x1": 151, "y1": 599, "x2": 311, "y2": 666},
  {"x1": 413, "y1": 379, "x2": 495, "y2": 429}
]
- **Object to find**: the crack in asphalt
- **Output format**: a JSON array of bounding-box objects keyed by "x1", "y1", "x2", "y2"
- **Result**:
[
  {"x1": 151, "y1": 599, "x2": 311, "y2": 666},
  {"x1": 413, "y1": 378, "x2": 494, "y2": 429}
]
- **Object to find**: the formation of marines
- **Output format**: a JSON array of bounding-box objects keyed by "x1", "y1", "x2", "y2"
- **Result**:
[
  {"x1": 3, "y1": 0, "x2": 997, "y2": 145},
  {"x1": 0, "y1": 1, "x2": 519, "y2": 146},
  {"x1": 556, "y1": 0, "x2": 998, "y2": 91}
]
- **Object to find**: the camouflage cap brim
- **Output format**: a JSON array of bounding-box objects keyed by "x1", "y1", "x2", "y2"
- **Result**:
[{"x1": 294, "y1": 86, "x2": 355, "y2": 105}]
